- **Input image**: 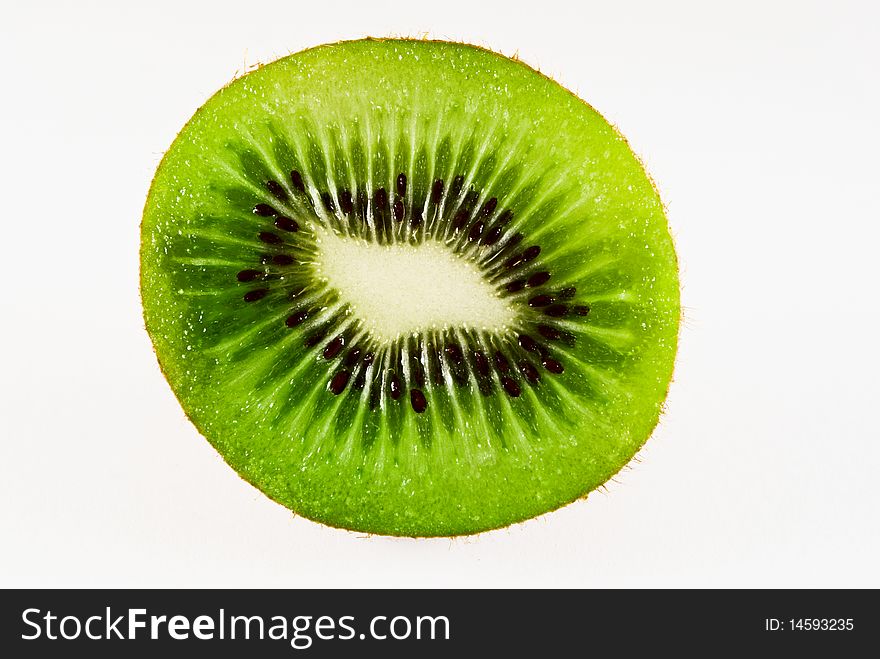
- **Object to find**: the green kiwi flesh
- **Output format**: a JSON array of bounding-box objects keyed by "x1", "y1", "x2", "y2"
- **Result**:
[{"x1": 140, "y1": 38, "x2": 680, "y2": 537}]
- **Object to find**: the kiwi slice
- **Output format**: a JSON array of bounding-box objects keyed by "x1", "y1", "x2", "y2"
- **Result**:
[{"x1": 141, "y1": 39, "x2": 679, "y2": 537}]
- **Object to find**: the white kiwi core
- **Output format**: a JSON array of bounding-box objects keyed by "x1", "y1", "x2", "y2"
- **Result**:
[{"x1": 313, "y1": 228, "x2": 517, "y2": 343}]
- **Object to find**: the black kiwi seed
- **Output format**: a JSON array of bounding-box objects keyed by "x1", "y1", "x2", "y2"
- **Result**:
[
  {"x1": 410, "y1": 206, "x2": 423, "y2": 228},
  {"x1": 237, "y1": 269, "x2": 262, "y2": 282},
  {"x1": 285, "y1": 310, "x2": 308, "y2": 327},
  {"x1": 258, "y1": 231, "x2": 282, "y2": 245},
  {"x1": 542, "y1": 358, "x2": 564, "y2": 374},
  {"x1": 529, "y1": 294, "x2": 553, "y2": 307},
  {"x1": 557, "y1": 286, "x2": 577, "y2": 299},
  {"x1": 344, "y1": 347, "x2": 361, "y2": 368},
  {"x1": 389, "y1": 372, "x2": 402, "y2": 400},
  {"x1": 290, "y1": 170, "x2": 305, "y2": 193},
  {"x1": 329, "y1": 370, "x2": 350, "y2": 395},
  {"x1": 339, "y1": 189, "x2": 353, "y2": 214},
  {"x1": 519, "y1": 360, "x2": 541, "y2": 384},
  {"x1": 537, "y1": 324, "x2": 561, "y2": 341},
  {"x1": 473, "y1": 350, "x2": 490, "y2": 378},
  {"x1": 362, "y1": 351, "x2": 375, "y2": 366},
  {"x1": 396, "y1": 173, "x2": 407, "y2": 196},
  {"x1": 518, "y1": 334, "x2": 541, "y2": 354},
  {"x1": 265, "y1": 180, "x2": 288, "y2": 201},
  {"x1": 444, "y1": 343, "x2": 463, "y2": 365},
  {"x1": 482, "y1": 224, "x2": 505, "y2": 246},
  {"x1": 430, "y1": 179, "x2": 444, "y2": 204},
  {"x1": 575, "y1": 305, "x2": 591, "y2": 317},
  {"x1": 374, "y1": 187, "x2": 388, "y2": 209},
  {"x1": 320, "y1": 191, "x2": 335, "y2": 212},
  {"x1": 323, "y1": 336, "x2": 345, "y2": 360},
  {"x1": 272, "y1": 254, "x2": 294, "y2": 266},
  {"x1": 274, "y1": 216, "x2": 299, "y2": 232},
  {"x1": 494, "y1": 352, "x2": 511, "y2": 373},
  {"x1": 480, "y1": 197, "x2": 498, "y2": 217},
  {"x1": 468, "y1": 220, "x2": 485, "y2": 242},
  {"x1": 410, "y1": 389, "x2": 427, "y2": 413},
  {"x1": 506, "y1": 279, "x2": 526, "y2": 293},
  {"x1": 253, "y1": 203, "x2": 276, "y2": 216},
  {"x1": 453, "y1": 208, "x2": 469, "y2": 231},
  {"x1": 393, "y1": 196, "x2": 405, "y2": 221},
  {"x1": 482, "y1": 210, "x2": 512, "y2": 246},
  {"x1": 501, "y1": 376, "x2": 521, "y2": 398},
  {"x1": 243, "y1": 288, "x2": 269, "y2": 302},
  {"x1": 504, "y1": 244, "x2": 540, "y2": 269},
  {"x1": 527, "y1": 271, "x2": 551, "y2": 287},
  {"x1": 545, "y1": 304, "x2": 568, "y2": 317}
]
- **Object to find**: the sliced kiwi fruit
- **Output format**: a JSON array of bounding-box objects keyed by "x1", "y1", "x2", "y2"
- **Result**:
[{"x1": 140, "y1": 38, "x2": 680, "y2": 537}]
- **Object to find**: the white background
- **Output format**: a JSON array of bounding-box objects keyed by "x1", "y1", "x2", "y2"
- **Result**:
[{"x1": 1, "y1": 0, "x2": 878, "y2": 587}]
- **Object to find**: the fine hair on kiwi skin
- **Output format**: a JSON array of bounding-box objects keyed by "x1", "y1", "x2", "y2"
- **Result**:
[{"x1": 140, "y1": 38, "x2": 680, "y2": 537}]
